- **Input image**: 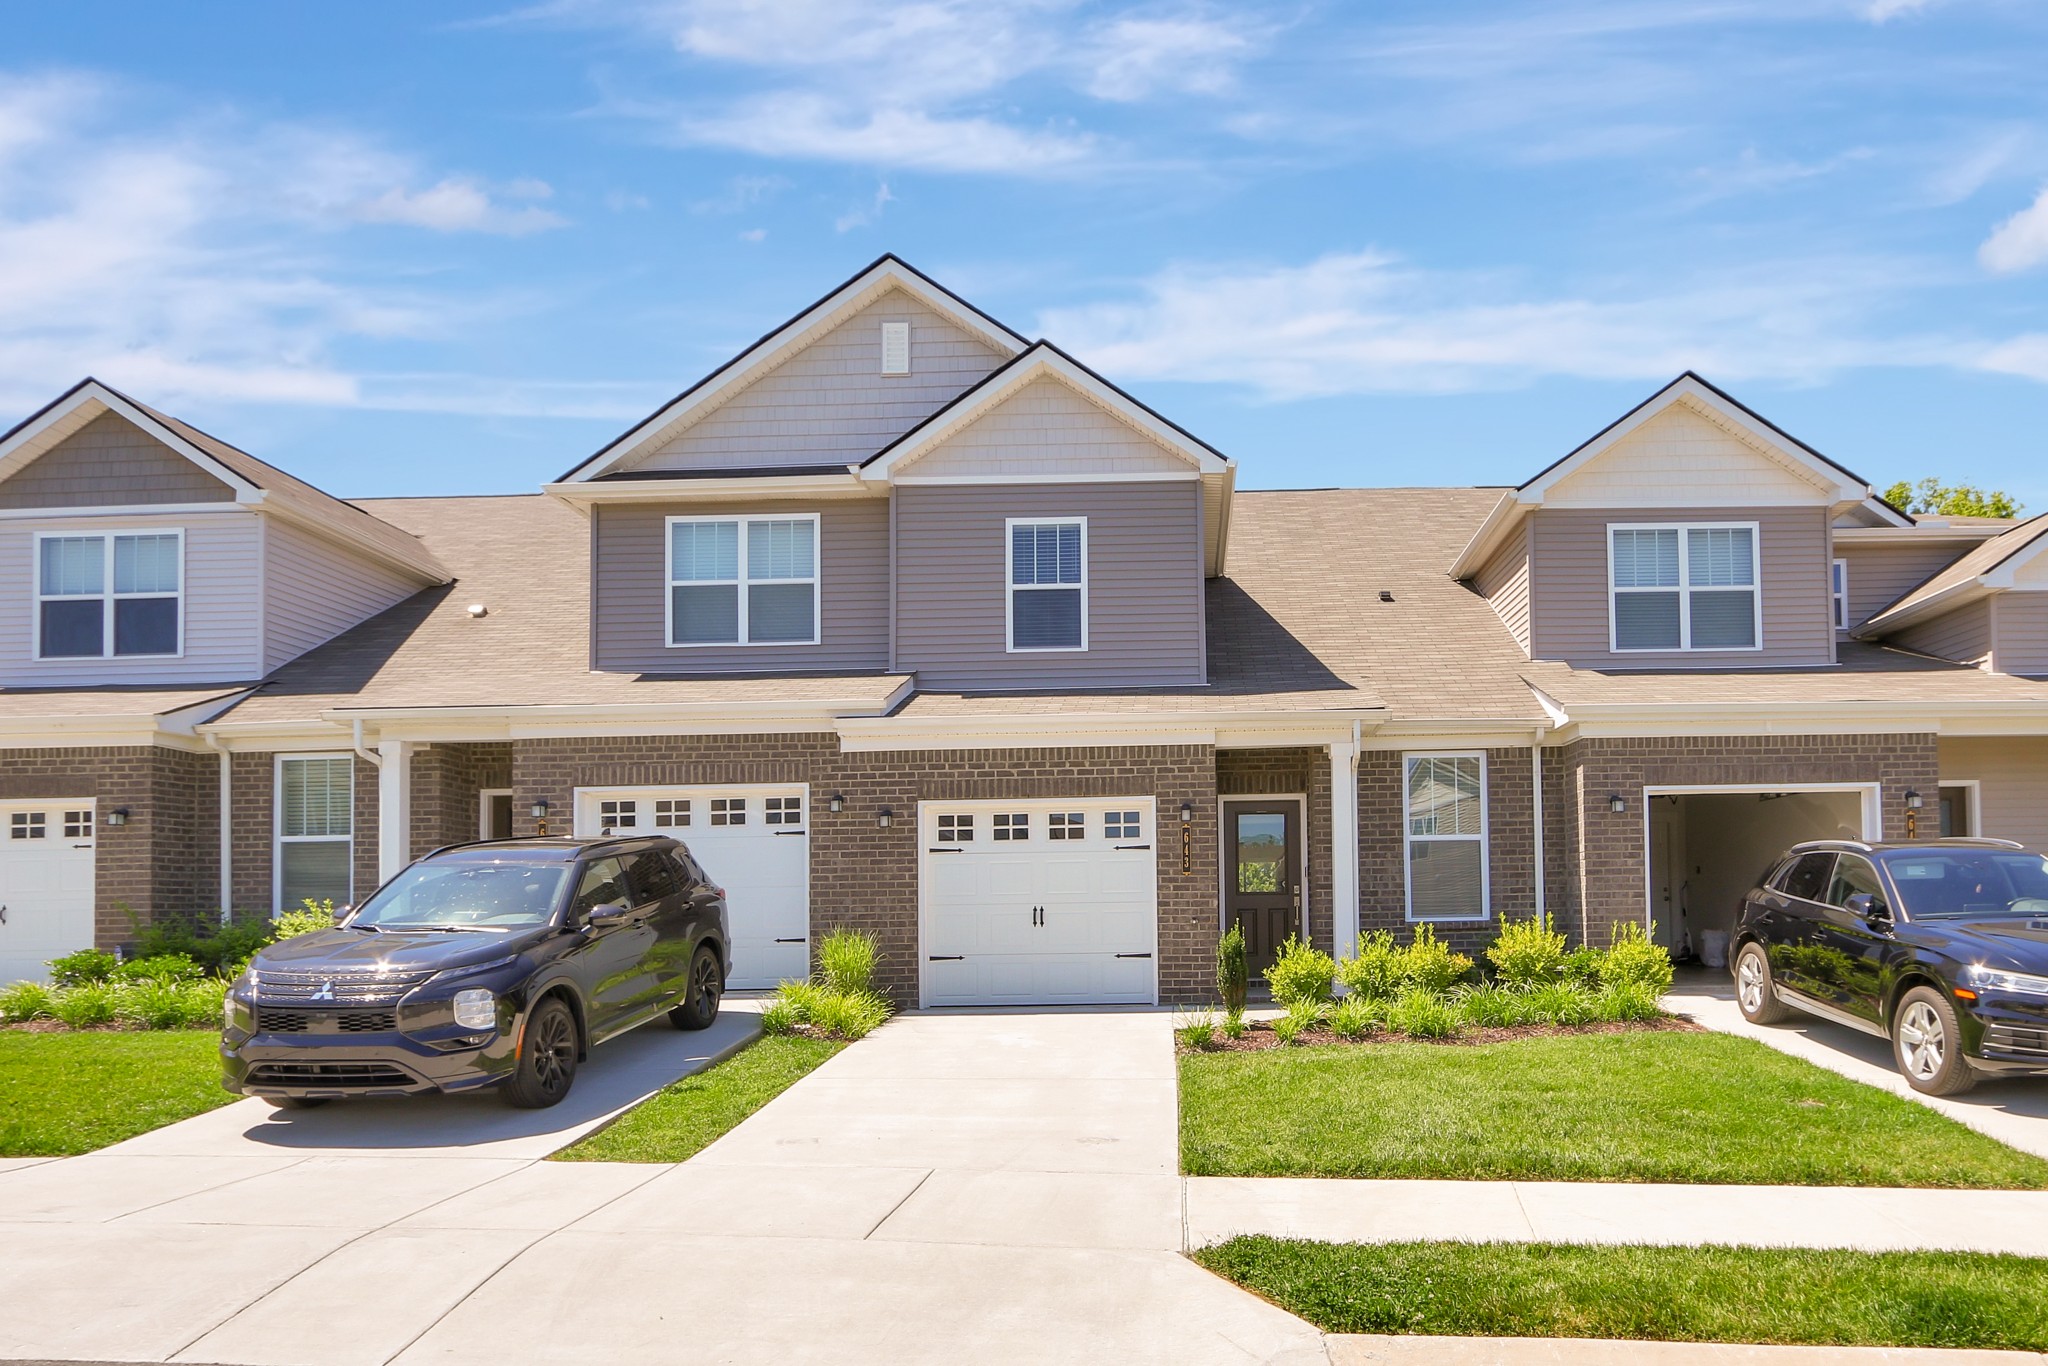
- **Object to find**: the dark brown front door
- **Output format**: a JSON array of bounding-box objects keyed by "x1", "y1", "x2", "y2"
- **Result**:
[{"x1": 1225, "y1": 802, "x2": 1300, "y2": 976}]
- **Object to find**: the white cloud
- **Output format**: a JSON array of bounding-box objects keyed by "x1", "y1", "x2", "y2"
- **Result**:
[
  {"x1": 1038, "y1": 250, "x2": 1973, "y2": 399},
  {"x1": 1979, "y1": 186, "x2": 2048, "y2": 274},
  {"x1": 689, "y1": 172, "x2": 787, "y2": 214},
  {"x1": 737, "y1": 226, "x2": 766, "y2": 242},
  {"x1": 1863, "y1": 0, "x2": 1940, "y2": 21},
  {"x1": 1978, "y1": 333, "x2": 2048, "y2": 382},
  {"x1": 1081, "y1": 13, "x2": 1258, "y2": 102},
  {"x1": 834, "y1": 181, "x2": 894, "y2": 232},
  {"x1": 680, "y1": 92, "x2": 1093, "y2": 174},
  {"x1": 352, "y1": 177, "x2": 565, "y2": 235}
]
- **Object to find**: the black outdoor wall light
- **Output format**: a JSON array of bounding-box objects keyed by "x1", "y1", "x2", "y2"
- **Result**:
[{"x1": 1607, "y1": 794, "x2": 1627, "y2": 814}]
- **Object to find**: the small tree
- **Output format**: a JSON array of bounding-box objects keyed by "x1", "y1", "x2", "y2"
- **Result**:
[
  {"x1": 1883, "y1": 478, "x2": 2023, "y2": 520},
  {"x1": 1215, "y1": 924, "x2": 1248, "y2": 1014}
]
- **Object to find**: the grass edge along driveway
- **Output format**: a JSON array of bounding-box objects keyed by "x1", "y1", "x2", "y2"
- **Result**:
[
  {"x1": 553, "y1": 1033, "x2": 844, "y2": 1163},
  {"x1": 1179, "y1": 1030, "x2": 2048, "y2": 1187},
  {"x1": 1, "y1": 1029, "x2": 236, "y2": 1157},
  {"x1": 1195, "y1": 1237, "x2": 2048, "y2": 1351}
]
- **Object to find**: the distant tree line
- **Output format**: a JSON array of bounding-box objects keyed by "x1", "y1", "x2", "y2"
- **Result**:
[{"x1": 1882, "y1": 478, "x2": 2024, "y2": 519}]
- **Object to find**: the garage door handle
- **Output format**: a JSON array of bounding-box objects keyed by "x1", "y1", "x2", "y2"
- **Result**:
[
  {"x1": 773, "y1": 829, "x2": 806, "y2": 836},
  {"x1": 774, "y1": 937, "x2": 807, "y2": 944},
  {"x1": 0, "y1": 904, "x2": 6, "y2": 925},
  {"x1": 928, "y1": 955, "x2": 964, "y2": 961},
  {"x1": 927, "y1": 847, "x2": 963, "y2": 854},
  {"x1": 1115, "y1": 844, "x2": 1151, "y2": 851},
  {"x1": 1115, "y1": 952, "x2": 1152, "y2": 959}
]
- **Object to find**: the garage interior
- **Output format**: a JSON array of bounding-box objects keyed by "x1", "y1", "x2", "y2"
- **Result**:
[{"x1": 1646, "y1": 789, "x2": 1866, "y2": 965}]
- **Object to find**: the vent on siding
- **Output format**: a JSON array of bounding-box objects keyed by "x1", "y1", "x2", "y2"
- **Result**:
[{"x1": 880, "y1": 321, "x2": 910, "y2": 376}]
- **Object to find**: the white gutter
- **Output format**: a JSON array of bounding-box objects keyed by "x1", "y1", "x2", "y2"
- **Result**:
[{"x1": 352, "y1": 717, "x2": 383, "y2": 769}]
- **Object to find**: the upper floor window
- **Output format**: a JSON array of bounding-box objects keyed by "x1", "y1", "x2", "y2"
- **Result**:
[
  {"x1": 1831, "y1": 558, "x2": 1849, "y2": 631},
  {"x1": 1608, "y1": 523, "x2": 1759, "y2": 652},
  {"x1": 1007, "y1": 518, "x2": 1086, "y2": 652},
  {"x1": 35, "y1": 531, "x2": 182, "y2": 659},
  {"x1": 666, "y1": 515, "x2": 819, "y2": 648}
]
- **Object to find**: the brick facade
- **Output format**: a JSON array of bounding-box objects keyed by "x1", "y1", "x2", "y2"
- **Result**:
[
  {"x1": 1357, "y1": 746, "x2": 1539, "y2": 958},
  {"x1": 229, "y1": 751, "x2": 380, "y2": 915}
]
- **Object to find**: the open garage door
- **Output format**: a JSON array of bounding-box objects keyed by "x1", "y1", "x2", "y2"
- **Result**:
[
  {"x1": 1645, "y1": 785, "x2": 1876, "y2": 964},
  {"x1": 574, "y1": 786, "x2": 808, "y2": 990},
  {"x1": 0, "y1": 801, "x2": 96, "y2": 985},
  {"x1": 920, "y1": 798, "x2": 1158, "y2": 1007}
]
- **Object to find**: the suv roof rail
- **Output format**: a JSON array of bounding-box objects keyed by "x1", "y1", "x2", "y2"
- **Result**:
[
  {"x1": 1789, "y1": 838, "x2": 1873, "y2": 853},
  {"x1": 1933, "y1": 836, "x2": 2026, "y2": 849}
]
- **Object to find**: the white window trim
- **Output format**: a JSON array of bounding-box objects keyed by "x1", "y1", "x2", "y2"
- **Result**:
[
  {"x1": 1832, "y1": 556, "x2": 1849, "y2": 632},
  {"x1": 273, "y1": 752, "x2": 354, "y2": 915},
  {"x1": 1402, "y1": 751, "x2": 1491, "y2": 923},
  {"x1": 31, "y1": 528, "x2": 186, "y2": 661},
  {"x1": 663, "y1": 513, "x2": 822, "y2": 649},
  {"x1": 478, "y1": 788, "x2": 513, "y2": 839},
  {"x1": 1004, "y1": 516, "x2": 1088, "y2": 653},
  {"x1": 1606, "y1": 521, "x2": 1763, "y2": 654}
]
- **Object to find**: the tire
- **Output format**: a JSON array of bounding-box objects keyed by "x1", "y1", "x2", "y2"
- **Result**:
[
  {"x1": 504, "y1": 996, "x2": 579, "y2": 1109},
  {"x1": 262, "y1": 1096, "x2": 329, "y2": 1110},
  {"x1": 668, "y1": 945, "x2": 723, "y2": 1032},
  {"x1": 1734, "y1": 942, "x2": 1794, "y2": 1024},
  {"x1": 1892, "y1": 985, "x2": 1978, "y2": 1096}
]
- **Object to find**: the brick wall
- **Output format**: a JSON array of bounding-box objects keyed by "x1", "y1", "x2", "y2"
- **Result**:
[
  {"x1": 229, "y1": 751, "x2": 380, "y2": 914},
  {"x1": 0, "y1": 744, "x2": 218, "y2": 949},
  {"x1": 513, "y1": 735, "x2": 1220, "y2": 1004},
  {"x1": 1217, "y1": 747, "x2": 1334, "y2": 953},
  {"x1": 1545, "y1": 733, "x2": 1939, "y2": 944},
  {"x1": 410, "y1": 742, "x2": 513, "y2": 859},
  {"x1": 1357, "y1": 746, "x2": 1537, "y2": 958}
]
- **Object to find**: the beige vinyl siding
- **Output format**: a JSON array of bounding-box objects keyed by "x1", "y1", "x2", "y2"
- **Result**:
[
  {"x1": 591, "y1": 498, "x2": 890, "y2": 673},
  {"x1": 894, "y1": 482, "x2": 1206, "y2": 689},
  {"x1": 0, "y1": 411, "x2": 235, "y2": 508},
  {"x1": 903, "y1": 377, "x2": 1192, "y2": 479},
  {"x1": 262, "y1": 517, "x2": 423, "y2": 673},
  {"x1": 1526, "y1": 505, "x2": 1833, "y2": 667},
  {"x1": 0, "y1": 509, "x2": 261, "y2": 685},
  {"x1": 1940, "y1": 737, "x2": 2048, "y2": 850},
  {"x1": 1544, "y1": 403, "x2": 1827, "y2": 507},
  {"x1": 627, "y1": 291, "x2": 1007, "y2": 473},
  {"x1": 1836, "y1": 539, "x2": 1972, "y2": 631},
  {"x1": 1892, "y1": 597, "x2": 1993, "y2": 666},
  {"x1": 1472, "y1": 522, "x2": 1531, "y2": 655},
  {"x1": 1992, "y1": 593, "x2": 2048, "y2": 676}
]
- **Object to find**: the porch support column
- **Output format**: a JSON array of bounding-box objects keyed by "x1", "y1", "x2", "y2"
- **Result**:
[
  {"x1": 1331, "y1": 735, "x2": 1361, "y2": 961},
  {"x1": 377, "y1": 739, "x2": 414, "y2": 883}
]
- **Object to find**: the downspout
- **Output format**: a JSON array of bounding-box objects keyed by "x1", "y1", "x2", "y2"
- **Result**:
[
  {"x1": 1531, "y1": 724, "x2": 1547, "y2": 925},
  {"x1": 203, "y1": 732, "x2": 232, "y2": 925},
  {"x1": 352, "y1": 718, "x2": 383, "y2": 770}
]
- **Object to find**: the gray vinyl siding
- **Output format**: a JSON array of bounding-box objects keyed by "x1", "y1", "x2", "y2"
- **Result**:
[
  {"x1": 1941, "y1": 736, "x2": 2048, "y2": 850},
  {"x1": 262, "y1": 518, "x2": 423, "y2": 673},
  {"x1": 592, "y1": 499, "x2": 890, "y2": 673},
  {"x1": 1993, "y1": 594, "x2": 2048, "y2": 676},
  {"x1": 1527, "y1": 506, "x2": 1833, "y2": 668},
  {"x1": 894, "y1": 482, "x2": 1206, "y2": 689},
  {"x1": 904, "y1": 377, "x2": 1191, "y2": 479},
  {"x1": 1892, "y1": 597, "x2": 1992, "y2": 665},
  {"x1": 628, "y1": 291, "x2": 1007, "y2": 472},
  {"x1": 0, "y1": 510, "x2": 261, "y2": 685},
  {"x1": 1835, "y1": 539, "x2": 1970, "y2": 632},
  {"x1": 0, "y1": 412, "x2": 235, "y2": 508},
  {"x1": 1472, "y1": 522, "x2": 1531, "y2": 655}
]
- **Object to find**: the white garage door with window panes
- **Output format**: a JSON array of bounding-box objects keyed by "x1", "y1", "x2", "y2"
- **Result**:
[
  {"x1": 0, "y1": 801, "x2": 96, "y2": 985},
  {"x1": 573, "y1": 785, "x2": 809, "y2": 989},
  {"x1": 921, "y1": 799, "x2": 1157, "y2": 1007}
]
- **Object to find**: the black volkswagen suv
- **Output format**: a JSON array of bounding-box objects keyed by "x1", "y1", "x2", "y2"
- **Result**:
[
  {"x1": 222, "y1": 836, "x2": 729, "y2": 1109},
  {"x1": 1732, "y1": 838, "x2": 2048, "y2": 1095}
]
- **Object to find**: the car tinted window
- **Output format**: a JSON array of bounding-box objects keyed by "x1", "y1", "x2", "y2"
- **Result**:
[
  {"x1": 1777, "y1": 852, "x2": 1835, "y2": 902},
  {"x1": 349, "y1": 857, "x2": 571, "y2": 931},
  {"x1": 571, "y1": 857, "x2": 630, "y2": 916},
  {"x1": 1886, "y1": 850, "x2": 2048, "y2": 919},
  {"x1": 625, "y1": 849, "x2": 680, "y2": 903},
  {"x1": 1825, "y1": 853, "x2": 1883, "y2": 907}
]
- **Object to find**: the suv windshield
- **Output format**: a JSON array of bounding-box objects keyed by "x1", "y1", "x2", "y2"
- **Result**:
[
  {"x1": 348, "y1": 854, "x2": 573, "y2": 932},
  {"x1": 1884, "y1": 850, "x2": 2048, "y2": 920}
]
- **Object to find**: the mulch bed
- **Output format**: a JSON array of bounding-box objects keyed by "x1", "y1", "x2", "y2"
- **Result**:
[{"x1": 1179, "y1": 1014, "x2": 1704, "y2": 1054}]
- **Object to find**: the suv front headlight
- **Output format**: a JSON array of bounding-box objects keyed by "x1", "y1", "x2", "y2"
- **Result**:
[
  {"x1": 1961, "y1": 964, "x2": 2048, "y2": 997},
  {"x1": 452, "y1": 988, "x2": 497, "y2": 1030}
]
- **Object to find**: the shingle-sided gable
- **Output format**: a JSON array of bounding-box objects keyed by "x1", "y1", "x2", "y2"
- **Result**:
[
  {"x1": 894, "y1": 374, "x2": 1192, "y2": 480},
  {"x1": 0, "y1": 410, "x2": 235, "y2": 509},
  {"x1": 1543, "y1": 399, "x2": 1837, "y2": 508}
]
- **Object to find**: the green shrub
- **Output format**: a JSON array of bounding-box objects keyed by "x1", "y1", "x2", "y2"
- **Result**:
[
  {"x1": 1270, "y1": 1012, "x2": 1306, "y2": 1045},
  {"x1": 1329, "y1": 995, "x2": 1383, "y2": 1039},
  {"x1": 273, "y1": 902, "x2": 336, "y2": 941},
  {"x1": 1396, "y1": 924, "x2": 1474, "y2": 997},
  {"x1": 1220, "y1": 1009, "x2": 1249, "y2": 1041},
  {"x1": 111, "y1": 953, "x2": 203, "y2": 985},
  {"x1": 1597, "y1": 980, "x2": 1665, "y2": 1023},
  {"x1": 1264, "y1": 936, "x2": 1336, "y2": 1006},
  {"x1": 1560, "y1": 944, "x2": 1605, "y2": 989},
  {"x1": 806, "y1": 989, "x2": 892, "y2": 1040},
  {"x1": 1456, "y1": 981, "x2": 1534, "y2": 1029},
  {"x1": 113, "y1": 979, "x2": 194, "y2": 1030},
  {"x1": 0, "y1": 980, "x2": 55, "y2": 1022},
  {"x1": 1599, "y1": 921, "x2": 1676, "y2": 997},
  {"x1": 816, "y1": 928, "x2": 880, "y2": 996},
  {"x1": 1524, "y1": 981, "x2": 1599, "y2": 1026},
  {"x1": 1486, "y1": 914, "x2": 1566, "y2": 989},
  {"x1": 1388, "y1": 987, "x2": 1459, "y2": 1039},
  {"x1": 179, "y1": 977, "x2": 229, "y2": 1027},
  {"x1": 775, "y1": 979, "x2": 828, "y2": 1021},
  {"x1": 1176, "y1": 1011, "x2": 1219, "y2": 1050},
  {"x1": 51, "y1": 982, "x2": 118, "y2": 1028},
  {"x1": 129, "y1": 914, "x2": 276, "y2": 975},
  {"x1": 758, "y1": 999, "x2": 800, "y2": 1035},
  {"x1": 1339, "y1": 930, "x2": 1403, "y2": 999},
  {"x1": 1216, "y1": 924, "x2": 1249, "y2": 1014},
  {"x1": 48, "y1": 949, "x2": 118, "y2": 987},
  {"x1": 1282, "y1": 997, "x2": 1330, "y2": 1035}
]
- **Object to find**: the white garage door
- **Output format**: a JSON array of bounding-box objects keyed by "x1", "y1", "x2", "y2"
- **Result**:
[
  {"x1": 574, "y1": 785, "x2": 808, "y2": 990},
  {"x1": 0, "y1": 801, "x2": 97, "y2": 986},
  {"x1": 921, "y1": 798, "x2": 1157, "y2": 1007}
]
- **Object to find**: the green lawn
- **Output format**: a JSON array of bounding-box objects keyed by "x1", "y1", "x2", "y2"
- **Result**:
[
  {"x1": 1196, "y1": 1238, "x2": 2048, "y2": 1350},
  {"x1": 0, "y1": 1029, "x2": 235, "y2": 1156},
  {"x1": 1179, "y1": 1031, "x2": 2048, "y2": 1187},
  {"x1": 552, "y1": 1033, "x2": 844, "y2": 1163}
]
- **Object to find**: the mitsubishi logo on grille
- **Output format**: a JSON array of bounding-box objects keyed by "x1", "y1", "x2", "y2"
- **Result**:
[{"x1": 311, "y1": 980, "x2": 336, "y2": 1002}]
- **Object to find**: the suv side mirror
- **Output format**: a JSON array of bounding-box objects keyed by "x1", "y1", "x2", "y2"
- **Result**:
[
  {"x1": 1846, "y1": 892, "x2": 1890, "y2": 923},
  {"x1": 585, "y1": 902, "x2": 631, "y2": 928}
]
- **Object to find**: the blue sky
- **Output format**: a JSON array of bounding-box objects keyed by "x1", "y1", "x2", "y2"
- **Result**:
[{"x1": 5, "y1": 1, "x2": 2048, "y2": 507}]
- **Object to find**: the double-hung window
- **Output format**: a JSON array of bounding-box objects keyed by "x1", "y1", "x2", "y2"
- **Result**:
[
  {"x1": 1007, "y1": 518, "x2": 1086, "y2": 651},
  {"x1": 35, "y1": 531, "x2": 182, "y2": 659},
  {"x1": 1608, "y1": 523, "x2": 1759, "y2": 652},
  {"x1": 1404, "y1": 753, "x2": 1489, "y2": 922},
  {"x1": 667, "y1": 515, "x2": 819, "y2": 647},
  {"x1": 1831, "y1": 558, "x2": 1849, "y2": 631},
  {"x1": 277, "y1": 755, "x2": 353, "y2": 912}
]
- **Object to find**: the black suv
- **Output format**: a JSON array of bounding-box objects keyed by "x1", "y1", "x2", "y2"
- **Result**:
[
  {"x1": 222, "y1": 837, "x2": 729, "y2": 1109},
  {"x1": 1732, "y1": 837, "x2": 2048, "y2": 1095}
]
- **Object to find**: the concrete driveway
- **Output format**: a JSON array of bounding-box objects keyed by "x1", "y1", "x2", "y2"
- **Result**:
[{"x1": 0, "y1": 1006, "x2": 1319, "y2": 1366}]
